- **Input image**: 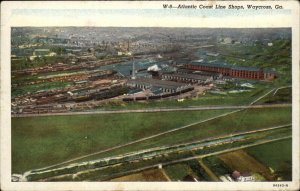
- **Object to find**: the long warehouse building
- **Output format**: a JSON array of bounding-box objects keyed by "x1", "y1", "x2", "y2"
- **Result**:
[
  {"x1": 184, "y1": 60, "x2": 277, "y2": 80},
  {"x1": 161, "y1": 73, "x2": 213, "y2": 84},
  {"x1": 127, "y1": 78, "x2": 193, "y2": 93}
]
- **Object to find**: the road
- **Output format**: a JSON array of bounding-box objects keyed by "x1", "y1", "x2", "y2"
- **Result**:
[
  {"x1": 160, "y1": 169, "x2": 172, "y2": 181},
  {"x1": 250, "y1": 88, "x2": 275, "y2": 105},
  {"x1": 12, "y1": 103, "x2": 291, "y2": 118},
  {"x1": 273, "y1": 86, "x2": 292, "y2": 96},
  {"x1": 198, "y1": 158, "x2": 219, "y2": 181}
]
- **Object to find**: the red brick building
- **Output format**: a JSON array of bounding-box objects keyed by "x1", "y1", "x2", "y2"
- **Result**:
[{"x1": 184, "y1": 61, "x2": 276, "y2": 80}]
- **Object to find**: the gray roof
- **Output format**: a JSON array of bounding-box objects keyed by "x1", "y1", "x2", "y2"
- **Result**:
[
  {"x1": 190, "y1": 60, "x2": 261, "y2": 72},
  {"x1": 127, "y1": 78, "x2": 188, "y2": 90},
  {"x1": 162, "y1": 73, "x2": 211, "y2": 80},
  {"x1": 34, "y1": 49, "x2": 50, "y2": 52}
]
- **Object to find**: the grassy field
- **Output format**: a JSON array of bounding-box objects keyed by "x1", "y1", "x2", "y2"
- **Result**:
[
  {"x1": 12, "y1": 106, "x2": 291, "y2": 174},
  {"x1": 246, "y1": 139, "x2": 292, "y2": 180},
  {"x1": 255, "y1": 87, "x2": 292, "y2": 105},
  {"x1": 164, "y1": 163, "x2": 195, "y2": 181},
  {"x1": 164, "y1": 160, "x2": 210, "y2": 181},
  {"x1": 11, "y1": 56, "x2": 66, "y2": 71},
  {"x1": 52, "y1": 107, "x2": 291, "y2": 165},
  {"x1": 203, "y1": 39, "x2": 292, "y2": 86},
  {"x1": 12, "y1": 81, "x2": 72, "y2": 97},
  {"x1": 202, "y1": 156, "x2": 232, "y2": 177},
  {"x1": 12, "y1": 109, "x2": 231, "y2": 173}
]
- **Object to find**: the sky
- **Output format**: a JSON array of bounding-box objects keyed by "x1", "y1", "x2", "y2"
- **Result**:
[{"x1": 6, "y1": 1, "x2": 293, "y2": 28}]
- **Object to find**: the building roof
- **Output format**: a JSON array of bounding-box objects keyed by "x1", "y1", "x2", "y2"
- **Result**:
[
  {"x1": 150, "y1": 87, "x2": 163, "y2": 95},
  {"x1": 34, "y1": 49, "x2": 50, "y2": 52},
  {"x1": 163, "y1": 73, "x2": 211, "y2": 80},
  {"x1": 191, "y1": 60, "x2": 232, "y2": 69},
  {"x1": 231, "y1": 65, "x2": 260, "y2": 72},
  {"x1": 232, "y1": 170, "x2": 241, "y2": 179},
  {"x1": 192, "y1": 70, "x2": 221, "y2": 76},
  {"x1": 74, "y1": 80, "x2": 88, "y2": 84},
  {"x1": 136, "y1": 71, "x2": 152, "y2": 78},
  {"x1": 177, "y1": 68, "x2": 194, "y2": 74},
  {"x1": 177, "y1": 68, "x2": 221, "y2": 76},
  {"x1": 127, "y1": 78, "x2": 189, "y2": 90},
  {"x1": 190, "y1": 60, "x2": 261, "y2": 72}
]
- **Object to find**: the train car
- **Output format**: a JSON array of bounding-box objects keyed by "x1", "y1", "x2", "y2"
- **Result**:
[
  {"x1": 123, "y1": 98, "x2": 134, "y2": 102},
  {"x1": 135, "y1": 97, "x2": 147, "y2": 101}
]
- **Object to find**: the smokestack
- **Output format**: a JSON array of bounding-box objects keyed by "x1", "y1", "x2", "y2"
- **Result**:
[
  {"x1": 127, "y1": 39, "x2": 130, "y2": 52},
  {"x1": 131, "y1": 61, "x2": 136, "y2": 79}
]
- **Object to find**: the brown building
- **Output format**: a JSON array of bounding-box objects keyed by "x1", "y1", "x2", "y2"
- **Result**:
[{"x1": 184, "y1": 61, "x2": 277, "y2": 80}]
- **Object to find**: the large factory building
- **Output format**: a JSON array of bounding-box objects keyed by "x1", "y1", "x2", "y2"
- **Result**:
[
  {"x1": 184, "y1": 61, "x2": 277, "y2": 80},
  {"x1": 161, "y1": 73, "x2": 213, "y2": 84},
  {"x1": 127, "y1": 78, "x2": 192, "y2": 93}
]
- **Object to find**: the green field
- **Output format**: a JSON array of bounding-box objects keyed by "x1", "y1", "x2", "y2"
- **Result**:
[
  {"x1": 255, "y1": 87, "x2": 292, "y2": 105},
  {"x1": 12, "y1": 81, "x2": 72, "y2": 97},
  {"x1": 203, "y1": 39, "x2": 292, "y2": 86},
  {"x1": 164, "y1": 163, "x2": 195, "y2": 181},
  {"x1": 12, "y1": 109, "x2": 231, "y2": 173},
  {"x1": 34, "y1": 107, "x2": 292, "y2": 170},
  {"x1": 12, "y1": 106, "x2": 291, "y2": 174},
  {"x1": 164, "y1": 160, "x2": 210, "y2": 181},
  {"x1": 202, "y1": 156, "x2": 232, "y2": 176},
  {"x1": 70, "y1": 107, "x2": 291, "y2": 163},
  {"x1": 246, "y1": 139, "x2": 292, "y2": 180}
]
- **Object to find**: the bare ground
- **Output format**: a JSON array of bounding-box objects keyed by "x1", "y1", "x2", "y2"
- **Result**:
[
  {"x1": 110, "y1": 168, "x2": 168, "y2": 181},
  {"x1": 218, "y1": 150, "x2": 276, "y2": 180}
]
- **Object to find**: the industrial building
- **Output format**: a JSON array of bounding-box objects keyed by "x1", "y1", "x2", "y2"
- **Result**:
[
  {"x1": 176, "y1": 68, "x2": 222, "y2": 80},
  {"x1": 126, "y1": 78, "x2": 192, "y2": 93},
  {"x1": 161, "y1": 73, "x2": 213, "y2": 84},
  {"x1": 184, "y1": 61, "x2": 277, "y2": 80}
]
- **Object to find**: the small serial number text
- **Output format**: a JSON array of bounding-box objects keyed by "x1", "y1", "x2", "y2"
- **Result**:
[{"x1": 273, "y1": 184, "x2": 289, "y2": 187}]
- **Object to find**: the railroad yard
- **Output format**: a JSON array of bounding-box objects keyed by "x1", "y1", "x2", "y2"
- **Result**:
[{"x1": 11, "y1": 27, "x2": 293, "y2": 182}]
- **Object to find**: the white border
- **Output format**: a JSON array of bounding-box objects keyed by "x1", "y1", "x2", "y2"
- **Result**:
[{"x1": 1, "y1": 1, "x2": 299, "y2": 191}]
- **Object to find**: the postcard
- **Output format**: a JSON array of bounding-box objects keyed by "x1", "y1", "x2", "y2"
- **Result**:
[{"x1": 1, "y1": 1, "x2": 299, "y2": 191}]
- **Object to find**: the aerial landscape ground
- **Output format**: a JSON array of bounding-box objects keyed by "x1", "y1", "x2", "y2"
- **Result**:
[{"x1": 11, "y1": 27, "x2": 292, "y2": 182}]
